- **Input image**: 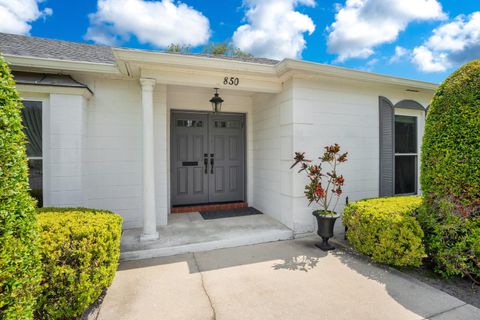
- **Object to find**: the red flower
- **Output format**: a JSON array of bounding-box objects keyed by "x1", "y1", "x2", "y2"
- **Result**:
[
  {"x1": 336, "y1": 175, "x2": 345, "y2": 185},
  {"x1": 335, "y1": 187, "x2": 343, "y2": 195},
  {"x1": 315, "y1": 185, "x2": 325, "y2": 198}
]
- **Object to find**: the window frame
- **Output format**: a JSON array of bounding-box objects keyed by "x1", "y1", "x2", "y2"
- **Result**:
[
  {"x1": 20, "y1": 96, "x2": 50, "y2": 206},
  {"x1": 394, "y1": 109, "x2": 423, "y2": 195}
]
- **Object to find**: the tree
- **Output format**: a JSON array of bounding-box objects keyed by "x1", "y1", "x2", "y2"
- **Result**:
[
  {"x1": 0, "y1": 55, "x2": 41, "y2": 319},
  {"x1": 165, "y1": 43, "x2": 191, "y2": 54},
  {"x1": 203, "y1": 42, "x2": 253, "y2": 57}
]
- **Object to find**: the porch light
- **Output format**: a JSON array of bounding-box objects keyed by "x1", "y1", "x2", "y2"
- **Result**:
[{"x1": 209, "y1": 88, "x2": 224, "y2": 113}]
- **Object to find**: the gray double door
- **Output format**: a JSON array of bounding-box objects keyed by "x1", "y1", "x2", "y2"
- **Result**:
[{"x1": 171, "y1": 111, "x2": 245, "y2": 206}]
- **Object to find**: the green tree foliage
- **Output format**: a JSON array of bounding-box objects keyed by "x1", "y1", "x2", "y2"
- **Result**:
[
  {"x1": 166, "y1": 43, "x2": 191, "y2": 54},
  {"x1": 0, "y1": 55, "x2": 41, "y2": 319},
  {"x1": 419, "y1": 59, "x2": 480, "y2": 282},
  {"x1": 203, "y1": 42, "x2": 253, "y2": 57},
  {"x1": 35, "y1": 208, "x2": 123, "y2": 319},
  {"x1": 343, "y1": 196, "x2": 425, "y2": 267}
]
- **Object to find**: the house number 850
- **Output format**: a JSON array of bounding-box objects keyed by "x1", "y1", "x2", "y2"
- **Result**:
[{"x1": 223, "y1": 77, "x2": 240, "y2": 86}]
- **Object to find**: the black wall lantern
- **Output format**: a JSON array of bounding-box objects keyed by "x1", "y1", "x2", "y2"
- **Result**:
[{"x1": 209, "y1": 88, "x2": 224, "y2": 113}]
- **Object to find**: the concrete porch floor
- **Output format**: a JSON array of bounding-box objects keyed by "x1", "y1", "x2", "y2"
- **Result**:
[{"x1": 120, "y1": 212, "x2": 294, "y2": 261}]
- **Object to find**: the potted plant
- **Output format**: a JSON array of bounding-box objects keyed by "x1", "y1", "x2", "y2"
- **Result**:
[{"x1": 291, "y1": 144, "x2": 348, "y2": 251}]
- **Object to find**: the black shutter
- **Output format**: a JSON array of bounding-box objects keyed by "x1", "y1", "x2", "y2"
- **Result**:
[{"x1": 379, "y1": 96, "x2": 394, "y2": 197}]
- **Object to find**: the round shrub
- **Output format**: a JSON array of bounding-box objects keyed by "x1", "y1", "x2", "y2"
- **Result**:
[
  {"x1": 343, "y1": 196, "x2": 425, "y2": 267},
  {"x1": 35, "y1": 208, "x2": 123, "y2": 320},
  {"x1": 421, "y1": 59, "x2": 480, "y2": 211},
  {"x1": 0, "y1": 56, "x2": 41, "y2": 319},
  {"x1": 420, "y1": 59, "x2": 480, "y2": 281}
]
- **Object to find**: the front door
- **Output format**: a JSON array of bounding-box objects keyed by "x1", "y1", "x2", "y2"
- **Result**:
[{"x1": 171, "y1": 111, "x2": 245, "y2": 206}]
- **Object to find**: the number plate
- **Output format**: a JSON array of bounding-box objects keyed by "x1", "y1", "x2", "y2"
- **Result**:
[{"x1": 223, "y1": 77, "x2": 240, "y2": 86}]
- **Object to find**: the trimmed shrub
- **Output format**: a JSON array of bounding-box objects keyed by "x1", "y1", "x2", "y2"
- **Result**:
[
  {"x1": 417, "y1": 200, "x2": 480, "y2": 281},
  {"x1": 35, "y1": 208, "x2": 123, "y2": 320},
  {"x1": 420, "y1": 59, "x2": 480, "y2": 282},
  {"x1": 0, "y1": 56, "x2": 41, "y2": 319},
  {"x1": 421, "y1": 59, "x2": 480, "y2": 212},
  {"x1": 343, "y1": 196, "x2": 425, "y2": 267}
]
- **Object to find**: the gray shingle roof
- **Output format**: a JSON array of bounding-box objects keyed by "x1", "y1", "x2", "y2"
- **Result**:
[
  {"x1": 0, "y1": 32, "x2": 279, "y2": 66},
  {"x1": 0, "y1": 33, "x2": 115, "y2": 64}
]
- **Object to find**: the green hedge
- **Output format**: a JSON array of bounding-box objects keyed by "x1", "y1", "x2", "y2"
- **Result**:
[
  {"x1": 417, "y1": 200, "x2": 480, "y2": 281},
  {"x1": 343, "y1": 196, "x2": 425, "y2": 267},
  {"x1": 0, "y1": 56, "x2": 41, "y2": 319},
  {"x1": 420, "y1": 59, "x2": 480, "y2": 282},
  {"x1": 421, "y1": 59, "x2": 480, "y2": 210},
  {"x1": 35, "y1": 208, "x2": 123, "y2": 320}
]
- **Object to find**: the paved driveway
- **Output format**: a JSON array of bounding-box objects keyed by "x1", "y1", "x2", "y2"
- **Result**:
[{"x1": 98, "y1": 237, "x2": 480, "y2": 320}]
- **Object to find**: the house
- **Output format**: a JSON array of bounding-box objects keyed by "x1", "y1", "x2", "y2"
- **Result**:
[{"x1": 0, "y1": 32, "x2": 436, "y2": 242}]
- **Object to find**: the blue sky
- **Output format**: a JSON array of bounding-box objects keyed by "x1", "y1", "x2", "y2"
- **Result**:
[{"x1": 3, "y1": 0, "x2": 480, "y2": 83}]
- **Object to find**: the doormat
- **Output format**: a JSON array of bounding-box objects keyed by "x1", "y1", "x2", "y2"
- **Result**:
[{"x1": 199, "y1": 207, "x2": 263, "y2": 220}]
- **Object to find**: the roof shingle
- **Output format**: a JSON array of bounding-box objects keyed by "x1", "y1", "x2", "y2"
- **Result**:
[
  {"x1": 0, "y1": 33, "x2": 279, "y2": 66},
  {"x1": 0, "y1": 33, "x2": 115, "y2": 64}
]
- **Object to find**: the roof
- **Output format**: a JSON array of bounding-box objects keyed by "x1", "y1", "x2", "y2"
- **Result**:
[
  {"x1": 0, "y1": 33, "x2": 115, "y2": 64},
  {"x1": 0, "y1": 32, "x2": 278, "y2": 66},
  {"x1": 0, "y1": 32, "x2": 437, "y2": 90},
  {"x1": 12, "y1": 71, "x2": 92, "y2": 93}
]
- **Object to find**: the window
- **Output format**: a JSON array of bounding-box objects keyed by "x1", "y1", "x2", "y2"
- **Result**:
[
  {"x1": 395, "y1": 115, "x2": 417, "y2": 195},
  {"x1": 214, "y1": 120, "x2": 241, "y2": 128},
  {"x1": 21, "y1": 101, "x2": 43, "y2": 207},
  {"x1": 177, "y1": 119, "x2": 203, "y2": 127}
]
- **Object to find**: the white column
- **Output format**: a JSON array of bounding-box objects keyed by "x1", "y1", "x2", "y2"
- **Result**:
[{"x1": 140, "y1": 78, "x2": 159, "y2": 241}]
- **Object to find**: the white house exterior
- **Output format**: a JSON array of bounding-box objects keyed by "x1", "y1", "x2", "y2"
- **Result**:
[{"x1": 0, "y1": 33, "x2": 436, "y2": 240}]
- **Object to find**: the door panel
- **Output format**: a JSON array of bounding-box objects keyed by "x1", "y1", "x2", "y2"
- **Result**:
[
  {"x1": 171, "y1": 112, "x2": 245, "y2": 205},
  {"x1": 208, "y1": 114, "x2": 245, "y2": 203},
  {"x1": 171, "y1": 113, "x2": 209, "y2": 205}
]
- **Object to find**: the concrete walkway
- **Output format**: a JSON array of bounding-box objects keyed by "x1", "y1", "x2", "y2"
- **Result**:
[{"x1": 98, "y1": 237, "x2": 480, "y2": 320}]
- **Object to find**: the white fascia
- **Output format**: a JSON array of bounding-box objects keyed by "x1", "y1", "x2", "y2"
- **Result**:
[{"x1": 276, "y1": 59, "x2": 438, "y2": 91}]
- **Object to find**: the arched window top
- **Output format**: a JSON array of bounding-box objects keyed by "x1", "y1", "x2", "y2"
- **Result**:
[{"x1": 394, "y1": 99, "x2": 425, "y2": 111}]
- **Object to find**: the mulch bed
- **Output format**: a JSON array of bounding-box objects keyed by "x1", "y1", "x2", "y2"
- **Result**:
[
  {"x1": 400, "y1": 265, "x2": 480, "y2": 309},
  {"x1": 79, "y1": 290, "x2": 107, "y2": 320}
]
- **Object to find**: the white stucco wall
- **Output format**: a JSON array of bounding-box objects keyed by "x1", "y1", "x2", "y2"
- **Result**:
[
  {"x1": 288, "y1": 77, "x2": 432, "y2": 234},
  {"x1": 248, "y1": 76, "x2": 432, "y2": 235},
  {"x1": 82, "y1": 78, "x2": 143, "y2": 228},
  {"x1": 251, "y1": 80, "x2": 296, "y2": 230},
  {"x1": 21, "y1": 71, "x2": 433, "y2": 234},
  {"x1": 48, "y1": 93, "x2": 87, "y2": 207},
  {"x1": 23, "y1": 77, "x2": 255, "y2": 229}
]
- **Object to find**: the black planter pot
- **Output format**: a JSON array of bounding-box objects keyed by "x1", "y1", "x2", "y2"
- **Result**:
[{"x1": 313, "y1": 211, "x2": 339, "y2": 251}]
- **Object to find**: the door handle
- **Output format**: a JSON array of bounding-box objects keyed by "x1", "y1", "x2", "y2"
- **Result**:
[
  {"x1": 210, "y1": 157, "x2": 214, "y2": 174},
  {"x1": 204, "y1": 157, "x2": 208, "y2": 174}
]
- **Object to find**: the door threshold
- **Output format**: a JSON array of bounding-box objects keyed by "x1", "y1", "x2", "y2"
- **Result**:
[{"x1": 171, "y1": 202, "x2": 248, "y2": 214}]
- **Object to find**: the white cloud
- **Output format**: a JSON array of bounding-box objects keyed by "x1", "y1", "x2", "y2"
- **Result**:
[
  {"x1": 232, "y1": 0, "x2": 316, "y2": 60},
  {"x1": 412, "y1": 12, "x2": 480, "y2": 72},
  {"x1": 411, "y1": 46, "x2": 448, "y2": 72},
  {"x1": 327, "y1": 0, "x2": 446, "y2": 62},
  {"x1": 85, "y1": 0, "x2": 210, "y2": 47},
  {"x1": 0, "y1": 0, "x2": 52, "y2": 35},
  {"x1": 389, "y1": 46, "x2": 408, "y2": 63}
]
